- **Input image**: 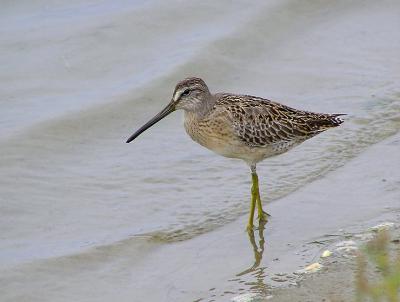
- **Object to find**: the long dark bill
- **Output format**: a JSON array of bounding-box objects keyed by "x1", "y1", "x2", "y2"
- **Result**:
[{"x1": 126, "y1": 102, "x2": 175, "y2": 143}]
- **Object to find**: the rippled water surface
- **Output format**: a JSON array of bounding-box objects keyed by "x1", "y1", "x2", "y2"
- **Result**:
[{"x1": 1, "y1": 0, "x2": 400, "y2": 301}]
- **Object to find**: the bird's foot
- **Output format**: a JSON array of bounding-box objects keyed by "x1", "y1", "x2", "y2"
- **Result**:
[{"x1": 258, "y1": 211, "x2": 270, "y2": 223}]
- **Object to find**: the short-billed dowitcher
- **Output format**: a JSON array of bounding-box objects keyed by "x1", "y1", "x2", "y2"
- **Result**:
[{"x1": 126, "y1": 77, "x2": 344, "y2": 231}]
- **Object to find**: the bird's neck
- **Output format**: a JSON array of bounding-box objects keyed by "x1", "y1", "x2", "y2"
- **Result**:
[{"x1": 186, "y1": 94, "x2": 215, "y2": 119}]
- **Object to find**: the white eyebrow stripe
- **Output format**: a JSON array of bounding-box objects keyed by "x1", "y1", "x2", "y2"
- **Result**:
[{"x1": 173, "y1": 89, "x2": 184, "y2": 102}]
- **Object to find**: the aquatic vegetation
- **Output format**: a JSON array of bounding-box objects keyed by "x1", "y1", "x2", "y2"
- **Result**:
[{"x1": 356, "y1": 230, "x2": 400, "y2": 302}]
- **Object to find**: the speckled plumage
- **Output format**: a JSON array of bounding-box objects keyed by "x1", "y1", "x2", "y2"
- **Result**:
[
  {"x1": 126, "y1": 77, "x2": 344, "y2": 230},
  {"x1": 180, "y1": 78, "x2": 344, "y2": 165}
]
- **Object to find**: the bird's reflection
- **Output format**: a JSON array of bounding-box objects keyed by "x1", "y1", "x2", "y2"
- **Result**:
[{"x1": 236, "y1": 220, "x2": 267, "y2": 276}]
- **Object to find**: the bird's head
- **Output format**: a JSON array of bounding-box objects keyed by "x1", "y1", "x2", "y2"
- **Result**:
[
  {"x1": 126, "y1": 77, "x2": 210, "y2": 143},
  {"x1": 172, "y1": 77, "x2": 211, "y2": 111}
]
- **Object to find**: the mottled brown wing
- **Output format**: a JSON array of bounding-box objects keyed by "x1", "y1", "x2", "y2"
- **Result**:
[{"x1": 215, "y1": 94, "x2": 343, "y2": 147}]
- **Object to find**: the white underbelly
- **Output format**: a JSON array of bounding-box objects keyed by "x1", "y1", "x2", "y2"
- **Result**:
[{"x1": 188, "y1": 130, "x2": 279, "y2": 164}]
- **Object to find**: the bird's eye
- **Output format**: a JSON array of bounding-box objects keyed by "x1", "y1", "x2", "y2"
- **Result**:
[{"x1": 181, "y1": 89, "x2": 190, "y2": 97}]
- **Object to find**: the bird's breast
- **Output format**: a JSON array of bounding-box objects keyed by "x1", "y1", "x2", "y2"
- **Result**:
[
  {"x1": 183, "y1": 112, "x2": 237, "y2": 157},
  {"x1": 183, "y1": 111, "x2": 294, "y2": 164}
]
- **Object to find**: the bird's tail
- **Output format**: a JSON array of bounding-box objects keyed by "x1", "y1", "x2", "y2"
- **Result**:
[{"x1": 307, "y1": 113, "x2": 345, "y2": 131}]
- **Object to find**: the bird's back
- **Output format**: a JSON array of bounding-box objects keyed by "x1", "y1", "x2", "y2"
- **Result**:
[
  {"x1": 210, "y1": 93, "x2": 343, "y2": 154},
  {"x1": 184, "y1": 92, "x2": 343, "y2": 164}
]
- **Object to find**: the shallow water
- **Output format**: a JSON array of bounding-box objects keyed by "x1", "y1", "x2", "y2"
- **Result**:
[{"x1": 1, "y1": 0, "x2": 400, "y2": 301}]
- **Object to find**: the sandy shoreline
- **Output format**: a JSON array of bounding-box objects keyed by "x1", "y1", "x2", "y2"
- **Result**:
[{"x1": 270, "y1": 227, "x2": 400, "y2": 301}]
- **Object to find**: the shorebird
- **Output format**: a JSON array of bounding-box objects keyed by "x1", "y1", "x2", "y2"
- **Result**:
[{"x1": 126, "y1": 77, "x2": 344, "y2": 231}]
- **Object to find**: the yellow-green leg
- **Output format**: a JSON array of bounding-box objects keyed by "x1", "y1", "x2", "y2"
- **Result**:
[
  {"x1": 247, "y1": 173, "x2": 257, "y2": 231},
  {"x1": 256, "y1": 190, "x2": 269, "y2": 223},
  {"x1": 247, "y1": 164, "x2": 269, "y2": 231}
]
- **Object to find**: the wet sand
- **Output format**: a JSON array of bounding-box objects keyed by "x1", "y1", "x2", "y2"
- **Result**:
[
  {"x1": 270, "y1": 227, "x2": 400, "y2": 302},
  {"x1": 271, "y1": 229, "x2": 400, "y2": 302}
]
